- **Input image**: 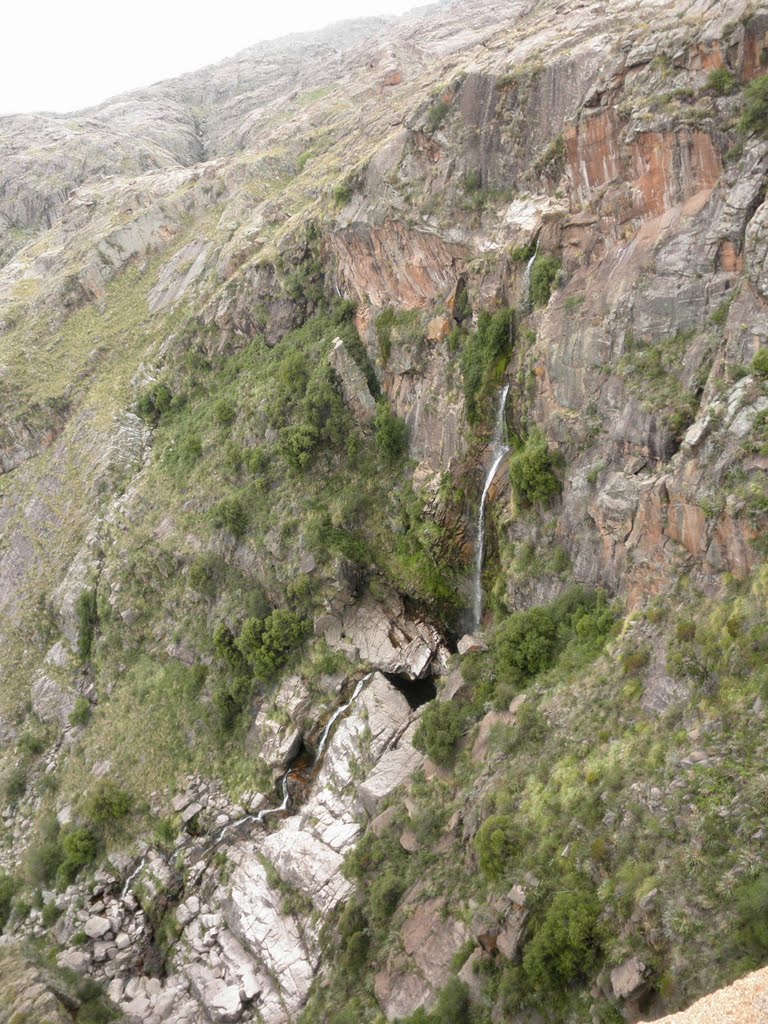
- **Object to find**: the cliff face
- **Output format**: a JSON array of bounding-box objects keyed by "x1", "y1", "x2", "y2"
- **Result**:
[{"x1": 1, "y1": 2, "x2": 768, "y2": 1023}]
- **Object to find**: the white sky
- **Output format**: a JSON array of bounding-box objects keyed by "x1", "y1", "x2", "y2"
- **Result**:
[{"x1": 0, "y1": 0, "x2": 418, "y2": 116}]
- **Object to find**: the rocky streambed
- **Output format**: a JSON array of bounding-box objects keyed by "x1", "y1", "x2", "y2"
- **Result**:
[{"x1": 39, "y1": 671, "x2": 427, "y2": 1024}]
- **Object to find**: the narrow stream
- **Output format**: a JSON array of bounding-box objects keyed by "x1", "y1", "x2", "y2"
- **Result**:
[
  {"x1": 521, "y1": 238, "x2": 539, "y2": 312},
  {"x1": 470, "y1": 384, "x2": 510, "y2": 631}
]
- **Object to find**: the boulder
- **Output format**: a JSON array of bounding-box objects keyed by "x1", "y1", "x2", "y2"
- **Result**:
[
  {"x1": 84, "y1": 915, "x2": 111, "y2": 940},
  {"x1": 610, "y1": 956, "x2": 648, "y2": 1001},
  {"x1": 315, "y1": 590, "x2": 444, "y2": 679},
  {"x1": 457, "y1": 634, "x2": 487, "y2": 656},
  {"x1": 31, "y1": 672, "x2": 77, "y2": 728}
]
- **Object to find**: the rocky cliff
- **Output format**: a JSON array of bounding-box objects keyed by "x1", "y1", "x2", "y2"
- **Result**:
[{"x1": 1, "y1": 1, "x2": 768, "y2": 1022}]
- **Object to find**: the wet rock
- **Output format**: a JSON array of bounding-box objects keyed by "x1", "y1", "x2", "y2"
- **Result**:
[{"x1": 457, "y1": 634, "x2": 487, "y2": 656}]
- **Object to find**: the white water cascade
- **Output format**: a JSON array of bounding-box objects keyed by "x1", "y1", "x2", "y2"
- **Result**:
[
  {"x1": 470, "y1": 383, "x2": 510, "y2": 631},
  {"x1": 521, "y1": 239, "x2": 539, "y2": 311},
  {"x1": 315, "y1": 673, "x2": 369, "y2": 760}
]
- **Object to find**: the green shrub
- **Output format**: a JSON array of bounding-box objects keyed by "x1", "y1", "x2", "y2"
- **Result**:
[
  {"x1": 211, "y1": 494, "x2": 249, "y2": 537},
  {"x1": 136, "y1": 382, "x2": 172, "y2": 424},
  {"x1": 83, "y1": 780, "x2": 132, "y2": 834},
  {"x1": 76, "y1": 588, "x2": 98, "y2": 661},
  {"x1": 213, "y1": 622, "x2": 249, "y2": 673},
  {"x1": 494, "y1": 606, "x2": 558, "y2": 679},
  {"x1": 368, "y1": 867, "x2": 407, "y2": 927},
  {"x1": 214, "y1": 399, "x2": 236, "y2": 425},
  {"x1": 0, "y1": 871, "x2": 18, "y2": 932},
  {"x1": 523, "y1": 883, "x2": 603, "y2": 994},
  {"x1": 333, "y1": 182, "x2": 353, "y2": 206},
  {"x1": 739, "y1": 75, "x2": 768, "y2": 135},
  {"x1": 731, "y1": 871, "x2": 768, "y2": 964},
  {"x1": 69, "y1": 697, "x2": 91, "y2": 727},
  {"x1": 376, "y1": 307, "x2": 396, "y2": 364},
  {"x1": 508, "y1": 430, "x2": 562, "y2": 505},
  {"x1": 189, "y1": 552, "x2": 224, "y2": 597},
  {"x1": 400, "y1": 977, "x2": 470, "y2": 1024},
  {"x1": 374, "y1": 401, "x2": 409, "y2": 464},
  {"x1": 530, "y1": 253, "x2": 561, "y2": 307},
  {"x1": 413, "y1": 701, "x2": 466, "y2": 766},
  {"x1": 426, "y1": 98, "x2": 451, "y2": 132},
  {"x1": 236, "y1": 609, "x2": 311, "y2": 680},
  {"x1": 706, "y1": 67, "x2": 737, "y2": 95},
  {"x1": 475, "y1": 814, "x2": 518, "y2": 881},
  {"x1": 461, "y1": 306, "x2": 515, "y2": 425},
  {"x1": 4, "y1": 766, "x2": 27, "y2": 805},
  {"x1": 510, "y1": 242, "x2": 536, "y2": 263},
  {"x1": 279, "y1": 423, "x2": 320, "y2": 472},
  {"x1": 752, "y1": 347, "x2": 768, "y2": 378},
  {"x1": 27, "y1": 819, "x2": 65, "y2": 886}
]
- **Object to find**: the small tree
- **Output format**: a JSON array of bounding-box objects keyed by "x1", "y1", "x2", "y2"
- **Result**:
[
  {"x1": 523, "y1": 884, "x2": 603, "y2": 994},
  {"x1": 508, "y1": 430, "x2": 562, "y2": 506},
  {"x1": 475, "y1": 814, "x2": 518, "y2": 881},
  {"x1": 374, "y1": 401, "x2": 409, "y2": 464},
  {"x1": 413, "y1": 701, "x2": 465, "y2": 766},
  {"x1": 530, "y1": 254, "x2": 561, "y2": 307},
  {"x1": 739, "y1": 75, "x2": 768, "y2": 136}
]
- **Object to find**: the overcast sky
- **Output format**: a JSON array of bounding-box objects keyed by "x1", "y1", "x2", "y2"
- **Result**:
[{"x1": 1, "y1": 0, "x2": 418, "y2": 116}]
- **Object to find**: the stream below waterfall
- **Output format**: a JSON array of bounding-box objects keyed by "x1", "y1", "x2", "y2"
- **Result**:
[{"x1": 121, "y1": 674, "x2": 372, "y2": 898}]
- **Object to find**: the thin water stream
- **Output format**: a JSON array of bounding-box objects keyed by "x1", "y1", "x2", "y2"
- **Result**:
[{"x1": 470, "y1": 384, "x2": 510, "y2": 631}]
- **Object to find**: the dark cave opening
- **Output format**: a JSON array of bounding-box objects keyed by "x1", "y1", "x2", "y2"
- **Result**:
[{"x1": 384, "y1": 672, "x2": 437, "y2": 709}]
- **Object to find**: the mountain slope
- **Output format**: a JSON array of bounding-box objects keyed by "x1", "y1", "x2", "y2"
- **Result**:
[{"x1": 0, "y1": 1, "x2": 767, "y2": 1022}]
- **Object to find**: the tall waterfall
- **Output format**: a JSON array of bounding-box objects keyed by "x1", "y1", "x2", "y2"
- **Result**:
[
  {"x1": 470, "y1": 384, "x2": 510, "y2": 631},
  {"x1": 521, "y1": 239, "x2": 539, "y2": 312}
]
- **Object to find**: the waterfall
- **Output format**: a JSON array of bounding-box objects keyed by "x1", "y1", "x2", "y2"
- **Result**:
[
  {"x1": 521, "y1": 239, "x2": 539, "y2": 312},
  {"x1": 315, "y1": 674, "x2": 369, "y2": 760},
  {"x1": 470, "y1": 384, "x2": 510, "y2": 631},
  {"x1": 121, "y1": 854, "x2": 150, "y2": 899}
]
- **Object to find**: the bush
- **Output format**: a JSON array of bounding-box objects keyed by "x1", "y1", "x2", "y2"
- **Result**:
[
  {"x1": 211, "y1": 494, "x2": 249, "y2": 538},
  {"x1": 368, "y1": 867, "x2": 407, "y2": 927},
  {"x1": 739, "y1": 75, "x2": 768, "y2": 135},
  {"x1": 70, "y1": 696, "x2": 91, "y2": 727},
  {"x1": 475, "y1": 814, "x2": 518, "y2": 881},
  {"x1": 0, "y1": 871, "x2": 18, "y2": 931},
  {"x1": 57, "y1": 827, "x2": 98, "y2": 887},
  {"x1": 731, "y1": 871, "x2": 768, "y2": 964},
  {"x1": 76, "y1": 588, "x2": 98, "y2": 661},
  {"x1": 426, "y1": 98, "x2": 451, "y2": 132},
  {"x1": 413, "y1": 701, "x2": 466, "y2": 766},
  {"x1": 494, "y1": 606, "x2": 558, "y2": 679},
  {"x1": 236, "y1": 609, "x2": 311, "y2": 680},
  {"x1": 374, "y1": 401, "x2": 409, "y2": 464},
  {"x1": 523, "y1": 884, "x2": 603, "y2": 994},
  {"x1": 530, "y1": 253, "x2": 561, "y2": 307},
  {"x1": 83, "y1": 780, "x2": 132, "y2": 834},
  {"x1": 706, "y1": 67, "x2": 737, "y2": 95},
  {"x1": 136, "y1": 382, "x2": 172, "y2": 424},
  {"x1": 376, "y1": 307, "x2": 396, "y2": 364},
  {"x1": 508, "y1": 430, "x2": 562, "y2": 506},
  {"x1": 461, "y1": 307, "x2": 515, "y2": 425},
  {"x1": 752, "y1": 348, "x2": 768, "y2": 379},
  {"x1": 333, "y1": 182, "x2": 353, "y2": 206},
  {"x1": 4, "y1": 766, "x2": 27, "y2": 805}
]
